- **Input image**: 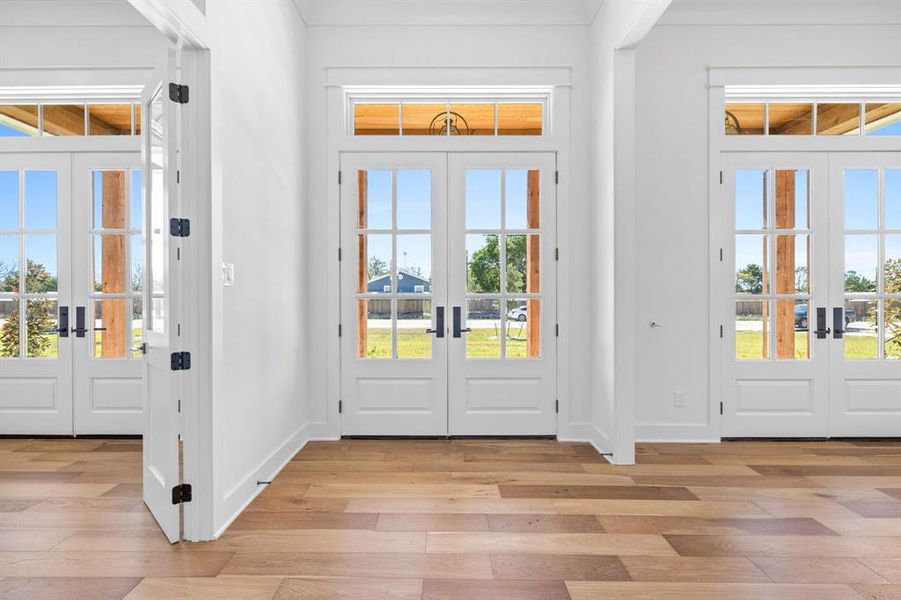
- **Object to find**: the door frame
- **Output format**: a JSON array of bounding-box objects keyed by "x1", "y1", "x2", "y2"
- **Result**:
[
  {"x1": 709, "y1": 75, "x2": 901, "y2": 441},
  {"x1": 323, "y1": 75, "x2": 573, "y2": 442}
]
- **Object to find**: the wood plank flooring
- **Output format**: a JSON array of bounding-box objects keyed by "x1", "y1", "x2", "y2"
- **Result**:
[{"x1": 2, "y1": 438, "x2": 901, "y2": 599}]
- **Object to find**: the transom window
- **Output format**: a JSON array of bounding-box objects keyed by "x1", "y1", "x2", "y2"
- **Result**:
[
  {"x1": 725, "y1": 101, "x2": 901, "y2": 137},
  {"x1": 0, "y1": 102, "x2": 141, "y2": 137}
]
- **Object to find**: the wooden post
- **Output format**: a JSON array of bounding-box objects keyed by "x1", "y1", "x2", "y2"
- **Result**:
[
  {"x1": 101, "y1": 171, "x2": 126, "y2": 357},
  {"x1": 357, "y1": 171, "x2": 368, "y2": 358},
  {"x1": 526, "y1": 170, "x2": 541, "y2": 358},
  {"x1": 775, "y1": 170, "x2": 796, "y2": 359}
]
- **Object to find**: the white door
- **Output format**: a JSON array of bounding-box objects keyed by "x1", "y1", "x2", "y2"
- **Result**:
[
  {"x1": 0, "y1": 154, "x2": 73, "y2": 434},
  {"x1": 721, "y1": 153, "x2": 831, "y2": 437},
  {"x1": 447, "y1": 153, "x2": 557, "y2": 435},
  {"x1": 141, "y1": 66, "x2": 183, "y2": 542},
  {"x1": 340, "y1": 153, "x2": 448, "y2": 435},
  {"x1": 828, "y1": 152, "x2": 901, "y2": 436},
  {"x1": 72, "y1": 154, "x2": 145, "y2": 434}
]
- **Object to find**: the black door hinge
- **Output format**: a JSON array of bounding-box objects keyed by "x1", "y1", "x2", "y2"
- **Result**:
[
  {"x1": 338, "y1": 170, "x2": 342, "y2": 185},
  {"x1": 171, "y1": 483, "x2": 192, "y2": 504},
  {"x1": 170, "y1": 351, "x2": 191, "y2": 371},
  {"x1": 338, "y1": 400, "x2": 343, "y2": 413},
  {"x1": 719, "y1": 171, "x2": 723, "y2": 184},
  {"x1": 169, "y1": 83, "x2": 189, "y2": 104},
  {"x1": 338, "y1": 324, "x2": 342, "y2": 337},
  {"x1": 719, "y1": 401, "x2": 724, "y2": 415},
  {"x1": 169, "y1": 218, "x2": 190, "y2": 237},
  {"x1": 719, "y1": 325, "x2": 723, "y2": 338},
  {"x1": 555, "y1": 324, "x2": 559, "y2": 337},
  {"x1": 555, "y1": 399, "x2": 559, "y2": 414},
  {"x1": 338, "y1": 248, "x2": 342, "y2": 261},
  {"x1": 555, "y1": 171, "x2": 559, "y2": 184},
  {"x1": 555, "y1": 248, "x2": 559, "y2": 261}
]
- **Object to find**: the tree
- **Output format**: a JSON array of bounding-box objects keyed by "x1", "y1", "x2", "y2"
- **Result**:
[
  {"x1": 467, "y1": 235, "x2": 527, "y2": 293},
  {"x1": 845, "y1": 270, "x2": 876, "y2": 293},
  {"x1": 368, "y1": 255, "x2": 388, "y2": 281},
  {"x1": 886, "y1": 258, "x2": 901, "y2": 356},
  {"x1": 0, "y1": 260, "x2": 57, "y2": 358},
  {"x1": 735, "y1": 263, "x2": 764, "y2": 294}
]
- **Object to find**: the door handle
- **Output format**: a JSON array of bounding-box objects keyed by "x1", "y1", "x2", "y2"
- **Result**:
[
  {"x1": 814, "y1": 307, "x2": 831, "y2": 339},
  {"x1": 426, "y1": 306, "x2": 445, "y2": 337},
  {"x1": 452, "y1": 306, "x2": 472, "y2": 338},
  {"x1": 132, "y1": 342, "x2": 147, "y2": 355},
  {"x1": 43, "y1": 306, "x2": 69, "y2": 337},
  {"x1": 833, "y1": 307, "x2": 845, "y2": 339},
  {"x1": 71, "y1": 306, "x2": 87, "y2": 337}
]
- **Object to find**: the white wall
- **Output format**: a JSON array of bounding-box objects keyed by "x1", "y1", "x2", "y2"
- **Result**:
[
  {"x1": 203, "y1": 0, "x2": 308, "y2": 534},
  {"x1": 633, "y1": 13, "x2": 901, "y2": 441},
  {"x1": 303, "y1": 24, "x2": 595, "y2": 440}
]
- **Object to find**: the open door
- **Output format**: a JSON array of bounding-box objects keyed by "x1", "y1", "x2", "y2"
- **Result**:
[{"x1": 141, "y1": 50, "x2": 183, "y2": 543}]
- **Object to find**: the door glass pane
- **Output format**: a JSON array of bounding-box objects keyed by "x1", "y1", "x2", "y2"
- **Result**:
[
  {"x1": 130, "y1": 235, "x2": 143, "y2": 293},
  {"x1": 0, "y1": 235, "x2": 18, "y2": 292},
  {"x1": 130, "y1": 170, "x2": 143, "y2": 229},
  {"x1": 396, "y1": 234, "x2": 430, "y2": 290},
  {"x1": 131, "y1": 297, "x2": 144, "y2": 358},
  {"x1": 24, "y1": 171, "x2": 56, "y2": 229},
  {"x1": 0, "y1": 105, "x2": 38, "y2": 136},
  {"x1": 886, "y1": 235, "x2": 901, "y2": 292},
  {"x1": 768, "y1": 103, "x2": 812, "y2": 135},
  {"x1": 396, "y1": 169, "x2": 430, "y2": 229},
  {"x1": 735, "y1": 169, "x2": 766, "y2": 229},
  {"x1": 885, "y1": 300, "x2": 901, "y2": 359},
  {"x1": 816, "y1": 103, "x2": 861, "y2": 135},
  {"x1": 42, "y1": 104, "x2": 86, "y2": 136},
  {"x1": 25, "y1": 235, "x2": 56, "y2": 293},
  {"x1": 776, "y1": 299, "x2": 808, "y2": 360},
  {"x1": 148, "y1": 90, "x2": 165, "y2": 333},
  {"x1": 397, "y1": 299, "x2": 431, "y2": 359},
  {"x1": 401, "y1": 103, "x2": 447, "y2": 136},
  {"x1": 93, "y1": 170, "x2": 127, "y2": 229},
  {"x1": 466, "y1": 298, "x2": 500, "y2": 358},
  {"x1": 26, "y1": 298, "x2": 58, "y2": 358},
  {"x1": 506, "y1": 298, "x2": 539, "y2": 358},
  {"x1": 357, "y1": 299, "x2": 391, "y2": 359},
  {"x1": 736, "y1": 299, "x2": 769, "y2": 359},
  {"x1": 845, "y1": 299, "x2": 878, "y2": 360},
  {"x1": 93, "y1": 298, "x2": 127, "y2": 358},
  {"x1": 361, "y1": 170, "x2": 391, "y2": 229},
  {"x1": 467, "y1": 234, "x2": 499, "y2": 293},
  {"x1": 506, "y1": 234, "x2": 539, "y2": 294},
  {"x1": 865, "y1": 103, "x2": 901, "y2": 136},
  {"x1": 0, "y1": 297, "x2": 18, "y2": 357},
  {"x1": 775, "y1": 234, "x2": 808, "y2": 294},
  {"x1": 844, "y1": 235, "x2": 878, "y2": 293},
  {"x1": 0, "y1": 171, "x2": 18, "y2": 229},
  {"x1": 449, "y1": 104, "x2": 494, "y2": 136},
  {"x1": 885, "y1": 169, "x2": 901, "y2": 229},
  {"x1": 359, "y1": 234, "x2": 392, "y2": 294},
  {"x1": 845, "y1": 169, "x2": 878, "y2": 229},
  {"x1": 773, "y1": 170, "x2": 808, "y2": 230},
  {"x1": 465, "y1": 170, "x2": 501, "y2": 229},
  {"x1": 735, "y1": 234, "x2": 768, "y2": 295},
  {"x1": 93, "y1": 234, "x2": 126, "y2": 293}
]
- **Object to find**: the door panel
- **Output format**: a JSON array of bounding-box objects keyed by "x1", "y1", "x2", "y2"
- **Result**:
[
  {"x1": 828, "y1": 152, "x2": 901, "y2": 436},
  {"x1": 72, "y1": 154, "x2": 144, "y2": 434},
  {"x1": 0, "y1": 154, "x2": 72, "y2": 434},
  {"x1": 340, "y1": 153, "x2": 448, "y2": 436},
  {"x1": 721, "y1": 153, "x2": 830, "y2": 437},
  {"x1": 142, "y1": 61, "x2": 181, "y2": 543},
  {"x1": 447, "y1": 153, "x2": 557, "y2": 436}
]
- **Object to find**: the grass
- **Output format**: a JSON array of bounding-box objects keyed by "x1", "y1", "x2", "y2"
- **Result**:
[
  {"x1": 365, "y1": 327, "x2": 534, "y2": 359},
  {"x1": 736, "y1": 330, "x2": 880, "y2": 360},
  {"x1": 12, "y1": 328, "x2": 145, "y2": 359}
]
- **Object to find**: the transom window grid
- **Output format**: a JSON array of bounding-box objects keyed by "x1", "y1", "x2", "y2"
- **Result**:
[
  {"x1": 0, "y1": 102, "x2": 141, "y2": 137},
  {"x1": 352, "y1": 99, "x2": 545, "y2": 137},
  {"x1": 90, "y1": 169, "x2": 145, "y2": 359},
  {"x1": 844, "y1": 168, "x2": 901, "y2": 360},
  {"x1": 725, "y1": 101, "x2": 901, "y2": 136},
  {"x1": 356, "y1": 168, "x2": 434, "y2": 360},
  {"x1": 0, "y1": 170, "x2": 59, "y2": 359},
  {"x1": 465, "y1": 168, "x2": 541, "y2": 360},
  {"x1": 735, "y1": 168, "x2": 812, "y2": 361}
]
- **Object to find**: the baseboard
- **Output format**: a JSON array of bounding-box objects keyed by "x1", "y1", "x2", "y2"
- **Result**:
[
  {"x1": 635, "y1": 422, "x2": 720, "y2": 442},
  {"x1": 307, "y1": 421, "x2": 339, "y2": 440},
  {"x1": 558, "y1": 422, "x2": 614, "y2": 464},
  {"x1": 213, "y1": 422, "x2": 310, "y2": 539}
]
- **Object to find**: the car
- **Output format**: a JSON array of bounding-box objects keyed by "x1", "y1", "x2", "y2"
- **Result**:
[
  {"x1": 794, "y1": 304, "x2": 853, "y2": 330},
  {"x1": 507, "y1": 304, "x2": 528, "y2": 322}
]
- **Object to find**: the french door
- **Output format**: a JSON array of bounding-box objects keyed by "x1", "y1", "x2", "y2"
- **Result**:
[
  {"x1": 340, "y1": 152, "x2": 557, "y2": 436},
  {"x1": 721, "y1": 151, "x2": 901, "y2": 437},
  {"x1": 0, "y1": 152, "x2": 144, "y2": 435}
]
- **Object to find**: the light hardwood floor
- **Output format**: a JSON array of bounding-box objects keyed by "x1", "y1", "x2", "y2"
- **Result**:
[{"x1": 1, "y1": 438, "x2": 901, "y2": 599}]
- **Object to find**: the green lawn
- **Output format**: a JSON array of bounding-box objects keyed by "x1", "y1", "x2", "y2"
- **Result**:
[
  {"x1": 736, "y1": 330, "x2": 878, "y2": 359},
  {"x1": 366, "y1": 327, "x2": 533, "y2": 359}
]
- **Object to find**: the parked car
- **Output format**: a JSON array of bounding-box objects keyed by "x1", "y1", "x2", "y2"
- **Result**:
[
  {"x1": 794, "y1": 304, "x2": 853, "y2": 330},
  {"x1": 507, "y1": 304, "x2": 528, "y2": 322}
]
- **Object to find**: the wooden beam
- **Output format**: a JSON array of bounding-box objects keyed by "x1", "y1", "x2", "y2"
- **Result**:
[
  {"x1": 775, "y1": 170, "x2": 796, "y2": 359},
  {"x1": 526, "y1": 170, "x2": 540, "y2": 358},
  {"x1": 100, "y1": 171, "x2": 127, "y2": 358},
  {"x1": 357, "y1": 171, "x2": 368, "y2": 358},
  {"x1": 761, "y1": 172, "x2": 769, "y2": 358}
]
